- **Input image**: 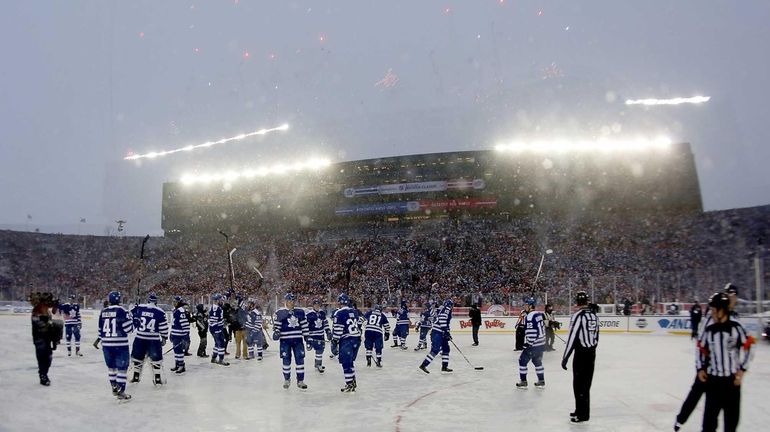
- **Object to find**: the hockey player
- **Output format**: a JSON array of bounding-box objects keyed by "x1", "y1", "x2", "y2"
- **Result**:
[
  {"x1": 129, "y1": 293, "x2": 168, "y2": 385},
  {"x1": 273, "y1": 293, "x2": 309, "y2": 389},
  {"x1": 306, "y1": 299, "x2": 331, "y2": 373},
  {"x1": 169, "y1": 296, "x2": 190, "y2": 374},
  {"x1": 363, "y1": 304, "x2": 391, "y2": 367},
  {"x1": 193, "y1": 304, "x2": 208, "y2": 357},
  {"x1": 244, "y1": 300, "x2": 264, "y2": 360},
  {"x1": 99, "y1": 291, "x2": 134, "y2": 400},
  {"x1": 516, "y1": 297, "x2": 546, "y2": 389},
  {"x1": 419, "y1": 298, "x2": 454, "y2": 374},
  {"x1": 392, "y1": 300, "x2": 410, "y2": 349},
  {"x1": 696, "y1": 291, "x2": 754, "y2": 432},
  {"x1": 331, "y1": 294, "x2": 362, "y2": 392},
  {"x1": 59, "y1": 294, "x2": 82, "y2": 357},
  {"x1": 209, "y1": 294, "x2": 229, "y2": 366},
  {"x1": 414, "y1": 301, "x2": 433, "y2": 351}
]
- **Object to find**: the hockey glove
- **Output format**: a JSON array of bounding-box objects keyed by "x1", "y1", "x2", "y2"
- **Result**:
[
  {"x1": 306, "y1": 340, "x2": 312, "y2": 351},
  {"x1": 161, "y1": 337, "x2": 167, "y2": 346},
  {"x1": 272, "y1": 329, "x2": 281, "y2": 341},
  {"x1": 331, "y1": 339, "x2": 339, "y2": 356},
  {"x1": 384, "y1": 332, "x2": 390, "y2": 341},
  {"x1": 325, "y1": 329, "x2": 332, "y2": 341},
  {"x1": 445, "y1": 332, "x2": 452, "y2": 341},
  {"x1": 523, "y1": 343, "x2": 531, "y2": 350},
  {"x1": 561, "y1": 358, "x2": 568, "y2": 371},
  {"x1": 78, "y1": 323, "x2": 82, "y2": 330}
]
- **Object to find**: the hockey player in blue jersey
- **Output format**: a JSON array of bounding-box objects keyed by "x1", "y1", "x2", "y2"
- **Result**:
[
  {"x1": 244, "y1": 299, "x2": 264, "y2": 361},
  {"x1": 419, "y1": 298, "x2": 454, "y2": 374},
  {"x1": 516, "y1": 297, "x2": 546, "y2": 389},
  {"x1": 363, "y1": 304, "x2": 391, "y2": 368},
  {"x1": 129, "y1": 293, "x2": 169, "y2": 385},
  {"x1": 306, "y1": 299, "x2": 331, "y2": 373},
  {"x1": 209, "y1": 293, "x2": 229, "y2": 366},
  {"x1": 273, "y1": 293, "x2": 310, "y2": 389},
  {"x1": 392, "y1": 300, "x2": 410, "y2": 350},
  {"x1": 331, "y1": 294, "x2": 362, "y2": 392},
  {"x1": 170, "y1": 296, "x2": 190, "y2": 374},
  {"x1": 99, "y1": 291, "x2": 135, "y2": 400},
  {"x1": 59, "y1": 294, "x2": 82, "y2": 356},
  {"x1": 414, "y1": 301, "x2": 433, "y2": 351}
]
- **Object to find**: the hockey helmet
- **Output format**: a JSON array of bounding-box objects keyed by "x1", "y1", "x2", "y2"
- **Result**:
[
  {"x1": 284, "y1": 292, "x2": 297, "y2": 302},
  {"x1": 108, "y1": 291, "x2": 122, "y2": 305},
  {"x1": 709, "y1": 292, "x2": 730, "y2": 311},
  {"x1": 575, "y1": 291, "x2": 589, "y2": 306},
  {"x1": 148, "y1": 293, "x2": 158, "y2": 304},
  {"x1": 338, "y1": 293, "x2": 350, "y2": 306},
  {"x1": 724, "y1": 283, "x2": 739, "y2": 296}
]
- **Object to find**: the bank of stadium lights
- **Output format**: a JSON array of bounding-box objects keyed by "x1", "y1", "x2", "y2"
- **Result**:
[
  {"x1": 494, "y1": 137, "x2": 672, "y2": 154},
  {"x1": 625, "y1": 96, "x2": 710, "y2": 106},
  {"x1": 180, "y1": 157, "x2": 332, "y2": 186},
  {"x1": 124, "y1": 124, "x2": 290, "y2": 161}
]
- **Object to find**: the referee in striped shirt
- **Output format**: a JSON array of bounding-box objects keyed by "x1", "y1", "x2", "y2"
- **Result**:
[
  {"x1": 696, "y1": 291, "x2": 754, "y2": 432},
  {"x1": 561, "y1": 291, "x2": 599, "y2": 424}
]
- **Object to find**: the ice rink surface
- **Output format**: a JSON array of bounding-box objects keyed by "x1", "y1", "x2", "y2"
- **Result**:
[{"x1": 0, "y1": 315, "x2": 768, "y2": 432}]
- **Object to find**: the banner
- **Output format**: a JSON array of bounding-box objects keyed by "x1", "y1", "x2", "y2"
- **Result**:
[
  {"x1": 335, "y1": 198, "x2": 497, "y2": 217},
  {"x1": 344, "y1": 179, "x2": 485, "y2": 198}
]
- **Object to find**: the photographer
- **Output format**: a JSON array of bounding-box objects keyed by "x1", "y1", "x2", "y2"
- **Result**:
[
  {"x1": 544, "y1": 304, "x2": 560, "y2": 351},
  {"x1": 30, "y1": 292, "x2": 63, "y2": 386}
]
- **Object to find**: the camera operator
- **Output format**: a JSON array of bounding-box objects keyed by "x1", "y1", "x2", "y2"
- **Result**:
[
  {"x1": 30, "y1": 292, "x2": 63, "y2": 386},
  {"x1": 544, "y1": 304, "x2": 560, "y2": 351}
]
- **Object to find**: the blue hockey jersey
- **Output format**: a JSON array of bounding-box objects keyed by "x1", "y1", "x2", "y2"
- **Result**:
[
  {"x1": 59, "y1": 302, "x2": 81, "y2": 326},
  {"x1": 332, "y1": 306, "x2": 362, "y2": 340},
  {"x1": 245, "y1": 309, "x2": 263, "y2": 332},
  {"x1": 306, "y1": 309, "x2": 330, "y2": 339},
  {"x1": 363, "y1": 309, "x2": 391, "y2": 336},
  {"x1": 170, "y1": 306, "x2": 190, "y2": 337},
  {"x1": 130, "y1": 303, "x2": 169, "y2": 341},
  {"x1": 524, "y1": 311, "x2": 546, "y2": 347},
  {"x1": 274, "y1": 307, "x2": 309, "y2": 341},
  {"x1": 431, "y1": 305, "x2": 452, "y2": 333},
  {"x1": 418, "y1": 308, "x2": 433, "y2": 328},
  {"x1": 98, "y1": 305, "x2": 134, "y2": 347},
  {"x1": 209, "y1": 304, "x2": 225, "y2": 333},
  {"x1": 396, "y1": 305, "x2": 410, "y2": 327}
]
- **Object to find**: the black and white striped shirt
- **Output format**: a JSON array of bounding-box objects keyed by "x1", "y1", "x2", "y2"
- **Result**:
[
  {"x1": 696, "y1": 319, "x2": 753, "y2": 377},
  {"x1": 563, "y1": 308, "x2": 599, "y2": 362}
]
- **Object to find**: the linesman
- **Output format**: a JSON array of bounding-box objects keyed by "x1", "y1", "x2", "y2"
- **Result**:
[
  {"x1": 561, "y1": 290, "x2": 599, "y2": 424},
  {"x1": 696, "y1": 291, "x2": 754, "y2": 432}
]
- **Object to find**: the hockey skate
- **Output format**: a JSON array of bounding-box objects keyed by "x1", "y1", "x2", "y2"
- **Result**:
[
  {"x1": 297, "y1": 381, "x2": 308, "y2": 390},
  {"x1": 534, "y1": 380, "x2": 545, "y2": 388},
  {"x1": 419, "y1": 364, "x2": 430, "y2": 374},
  {"x1": 366, "y1": 357, "x2": 372, "y2": 367},
  {"x1": 375, "y1": 359, "x2": 382, "y2": 368},
  {"x1": 210, "y1": 355, "x2": 217, "y2": 363},
  {"x1": 39, "y1": 374, "x2": 50, "y2": 386},
  {"x1": 315, "y1": 365, "x2": 325, "y2": 373},
  {"x1": 340, "y1": 380, "x2": 356, "y2": 393},
  {"x1": 283, "y1": 380, "x2": 291, "y2": 389},
  {"x1": 441, "y1": 366, "x2": 453, "y2": 373},
  {"x1": 153, "y1": 374, "x2": 163, "y2": 385},
  {"x1": 75, "y1": 350, "x2": 83, "y2": 357},
  {"x1": 400, "y1": 345, "x2": 408, "y2": 350},
  {"x1": 515, "y1": 380, "x2": 528, "y2": 389},
  {"x1": 174, "y1": 366, "x2": 186, "y2": 374},
  {"x1": 216, "y1": 359, "x2": 230, "y2": 366},
  {"x1": 115, "y1": 391, "x2": 132, "y2": 402},
  {"x1": 130, "y1": 371, "x2": 141, "y2": 383}
]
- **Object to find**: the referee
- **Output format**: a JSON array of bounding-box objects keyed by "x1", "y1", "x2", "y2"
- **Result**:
[
  {"x1": 674, "y1": 283, "x2": 740, "y2": 431},
  {"x1": 561, "y1": 291, "x2": 599, "y2": 424},
  {"x1": 697, "y1": 291, "x2": 754, "y2": 431}
]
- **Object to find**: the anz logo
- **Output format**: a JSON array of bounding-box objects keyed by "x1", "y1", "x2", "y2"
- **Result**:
[{"x1": 658, "y1": 318, "x2": 691, "y2": 330}]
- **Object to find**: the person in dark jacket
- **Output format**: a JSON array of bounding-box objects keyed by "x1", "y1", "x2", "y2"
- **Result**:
[
  {"x1": 515, "y1": 309, "x2": 526, "y2": 351},
  {"x1": 690, "y1": 302, "x2": 703, "y2": 340},
  {"x1": 194, "y1": 304, "x2": 209, "y2": 357},
  {"x1": 30, "y1": 292, "x2": 63, "y2": 386},
  {"x1": 469, "y1": 304, "x2": 482, "y2": 346}
]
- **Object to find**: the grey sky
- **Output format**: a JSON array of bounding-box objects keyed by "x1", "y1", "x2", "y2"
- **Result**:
[{"x1": 1, "y1": 1, "x2": 769, "y2": 235}]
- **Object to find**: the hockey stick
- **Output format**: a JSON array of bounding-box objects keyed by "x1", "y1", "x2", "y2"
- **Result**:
[
  {"x1": 217, "y1": 230, "x2": 235, "y2": 293},
  {"x1": 164, "y1": 340, "x2": 186, "y2": 355},
  {"x1": 252, "y1": 265, "x2": 264, "y2": 279},
  {"x1": 554, "y1": 333, "x2": 567, "y2": 344},
  {"x1": 449, "y1": 339, "x2": 484, "y2": 370},
  {"x1": 135, "y1": 235, "x2": 150, "y2": 303}
]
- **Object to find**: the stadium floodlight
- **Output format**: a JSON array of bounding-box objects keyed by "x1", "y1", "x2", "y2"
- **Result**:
[
  {"x1": 624, "y1": 96, "x2": 710, "y2": 106},
  {"x1": 494, "y1": 137, "x2": 672, "y2": 154},
  {"x1": 124, "y1": 123, "x2": 290, "y2": 161},
  {"x1": 180, "y1": 157, "x2": 332, "y2": 186}
]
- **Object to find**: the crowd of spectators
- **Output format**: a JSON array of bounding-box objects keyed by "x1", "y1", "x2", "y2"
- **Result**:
[{"x1": 1, "y1": 205, "x2": 767, "y2": 312}]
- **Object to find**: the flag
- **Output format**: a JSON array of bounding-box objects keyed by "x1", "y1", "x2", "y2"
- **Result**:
[{"x1": 80, "y1": 218, "x2": 86, "y2": 223}]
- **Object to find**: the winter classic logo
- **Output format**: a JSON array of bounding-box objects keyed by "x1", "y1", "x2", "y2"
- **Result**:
[{"x1": 636, "y1": 318, "x2": 648, "y2": 329}]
